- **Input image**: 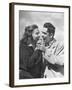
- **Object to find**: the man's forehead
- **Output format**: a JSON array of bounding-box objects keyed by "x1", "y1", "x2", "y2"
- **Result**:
[{"x1": 41, "y1": 28, "x2": 47, "y2": 33}]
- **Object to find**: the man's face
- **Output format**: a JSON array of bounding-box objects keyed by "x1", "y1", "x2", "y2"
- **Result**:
[
  {"x1": 41, "y1": 28, "x2": 51, "y2": 44},
  {"x1": 32, "y1": 28, "x2": 40, "y2": 42}
]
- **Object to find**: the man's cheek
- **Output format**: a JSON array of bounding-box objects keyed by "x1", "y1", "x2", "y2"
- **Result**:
[
  {"x1": 36, "y1": 36, "x2": 40, "y2": 41},
  {"x1": 43, "y1": 36, "x2": 47, "y2": 41}
]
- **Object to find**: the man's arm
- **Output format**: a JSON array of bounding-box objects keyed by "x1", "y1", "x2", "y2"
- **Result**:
[{"x1": 43, "y1": 42, "x2": 64, "y2": 65}]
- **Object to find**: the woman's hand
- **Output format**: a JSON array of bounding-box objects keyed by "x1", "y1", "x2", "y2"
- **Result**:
[{"x1": 36, "y1": 44, "x2": 46, "y2": 52}]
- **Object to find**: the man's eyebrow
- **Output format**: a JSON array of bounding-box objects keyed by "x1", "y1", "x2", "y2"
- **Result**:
[{"x1": 42, "y1": 31, "x2": 47, "y2": 34}]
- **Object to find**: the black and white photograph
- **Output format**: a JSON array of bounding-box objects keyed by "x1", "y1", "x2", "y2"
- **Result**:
[
  {"x1": 19, "y1": 11, "x2": 64, "y2": 79},
  {"x1": 9, "y1": 3, "x2": 70, "y2": 87}
]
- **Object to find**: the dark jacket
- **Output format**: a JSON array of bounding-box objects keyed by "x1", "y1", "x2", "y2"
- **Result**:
[{"x1": 19, "y1": 39, "x2": 43, "y2": 79}]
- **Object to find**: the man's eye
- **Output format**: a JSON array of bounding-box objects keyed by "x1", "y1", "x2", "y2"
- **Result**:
[
  {"x1": 36, "y1": 32, "x2": 39, "y2": 35},
  {"x1": 42, "y1": 32, "x2": 47, "y2": 35}
]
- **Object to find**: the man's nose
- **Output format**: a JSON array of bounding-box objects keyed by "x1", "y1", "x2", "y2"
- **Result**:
[
  {"x1": 42, "y1": 35, "x2": 44, "y2": 38},
  {"x1": 42, "y1": 36, "x2": 46, "y2": 40}
]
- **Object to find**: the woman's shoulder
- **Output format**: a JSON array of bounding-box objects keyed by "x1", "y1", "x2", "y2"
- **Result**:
[{"x1": 20, "y1": 40, "x2": 34, "y2": 54}]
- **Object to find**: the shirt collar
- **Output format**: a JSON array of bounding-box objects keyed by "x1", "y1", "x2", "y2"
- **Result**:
[{"x1": 46, "y1": 38, "x2": 56, "y2": 48}]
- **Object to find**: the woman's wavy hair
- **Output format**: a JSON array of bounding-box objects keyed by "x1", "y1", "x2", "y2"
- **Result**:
[{"x1": 20, "y1": 24, "x2": 38, "y2": 45}]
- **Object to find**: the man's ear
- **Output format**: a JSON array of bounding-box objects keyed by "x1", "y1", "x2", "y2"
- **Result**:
[{"x1": 50, "y1": 33, "x2": 53, "y2": 38}]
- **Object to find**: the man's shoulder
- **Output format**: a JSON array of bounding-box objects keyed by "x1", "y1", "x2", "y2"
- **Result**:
[
  {"x1": 53, "y1": 40, "x2": 64, "y2": 55},
  {"x1": 53, "y1": 40, "x2": 64, "y2": 48}
]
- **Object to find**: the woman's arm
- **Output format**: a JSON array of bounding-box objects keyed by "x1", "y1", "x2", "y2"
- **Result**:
[{"x1": 27, "y1": 49, "x2": 42, "y2": 68}]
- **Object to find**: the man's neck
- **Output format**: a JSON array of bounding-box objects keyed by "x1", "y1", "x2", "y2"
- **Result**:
[{"x1": 45, "y1": 38, "x2": 56, "y2": 47}]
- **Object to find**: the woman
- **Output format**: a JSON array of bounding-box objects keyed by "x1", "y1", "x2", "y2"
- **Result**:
[{"x1": 19, "y1": 24, "x2": 43, "y2": 79}]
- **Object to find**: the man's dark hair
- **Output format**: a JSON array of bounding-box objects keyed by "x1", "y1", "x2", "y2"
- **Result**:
[{"x1": 43, "y1": 22, "x2": 55, "y2": 35}]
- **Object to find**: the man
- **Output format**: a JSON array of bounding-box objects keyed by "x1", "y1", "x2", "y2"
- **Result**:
[
  {"x1": 19, "y1": 24, "x2": 43, "y2": 79},
  {"x1": 41, "y1": 22, "x2": 64, "y2": 78}
]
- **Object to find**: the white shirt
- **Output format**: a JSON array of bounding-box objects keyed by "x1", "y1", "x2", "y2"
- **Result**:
[{"x1": 43, "y1": 39, "x2": 64, "y2": 78}]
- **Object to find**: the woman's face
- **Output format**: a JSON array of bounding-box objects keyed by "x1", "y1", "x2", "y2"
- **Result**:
[{"x1": 32, "y1": 28, "x2": 40, "y2": 41}]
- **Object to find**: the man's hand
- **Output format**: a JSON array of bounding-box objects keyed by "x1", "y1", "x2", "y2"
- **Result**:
[{"x1": 43, "y1": 53, "x2": 56, "y2": 64}]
